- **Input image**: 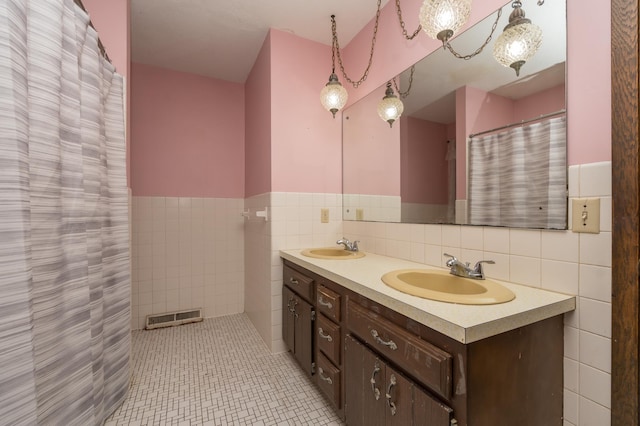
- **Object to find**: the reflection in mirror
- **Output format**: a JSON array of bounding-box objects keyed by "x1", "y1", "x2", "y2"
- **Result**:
[{"x1": 342, "y1": 0, "x2": 567, "y2": 229}]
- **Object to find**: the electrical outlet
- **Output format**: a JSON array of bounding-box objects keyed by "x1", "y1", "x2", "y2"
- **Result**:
[
  {"x1": 356, "y1": 208, "x2": 364, "y2": 221},
  {"x1": 571, "y1": 198, "x2": 600, "y2": 233},
  {"x1": 320, "y1": 208, "x2": 329, "y2": 223}
]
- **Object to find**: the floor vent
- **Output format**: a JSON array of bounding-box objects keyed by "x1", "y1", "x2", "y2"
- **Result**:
[{"x1": 145, "y1": 308, "x2": 203, "y2": 330}]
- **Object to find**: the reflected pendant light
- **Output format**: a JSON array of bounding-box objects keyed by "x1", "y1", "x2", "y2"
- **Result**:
[
  {"x1": 492, "y1": 0, "x2": 543, "y2": 76},
  {"x1": 419, "y1": 0, "x2": 472, "y2": 44},
  {"x1": 377, "y1": 82, "x2": 404, "y2": 128},
  {"x1": 320, "y1": 72, "x2": 348, "y2": 118}
]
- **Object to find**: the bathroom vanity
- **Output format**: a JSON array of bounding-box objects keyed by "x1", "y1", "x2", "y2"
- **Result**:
[{"x1": 280, "y1": 249, "x2": 575, "y2": 426}]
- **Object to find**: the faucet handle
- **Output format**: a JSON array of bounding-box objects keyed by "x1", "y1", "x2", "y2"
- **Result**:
[
  {"x1": 352, "y1": 240, "x2": 360, "y2": 251},
  {"x1": 473, "y1": 260, "x2": 495, "y2": 276},
  {"x1": 443, "y1": 253, "x2": 457, "y2": 266}
]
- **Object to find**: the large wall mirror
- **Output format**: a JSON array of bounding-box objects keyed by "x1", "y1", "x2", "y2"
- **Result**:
[{"x1": 343, "y1": 0, "x2": 567, "y2": 229}]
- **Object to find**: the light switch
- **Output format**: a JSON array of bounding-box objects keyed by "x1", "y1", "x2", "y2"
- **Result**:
[
  {"x1": 321, "y1": 208, "x2": 329, "y2": 223},
  {"x1": 356, "y1": 208, "x2": 364, "y2": 221},
  {"x1": 571, "y1": 198, "x2": 600, "y2": 233}
]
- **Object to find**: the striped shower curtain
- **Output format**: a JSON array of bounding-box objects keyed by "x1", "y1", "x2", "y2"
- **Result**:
[
  {"x1": 0, "y1": 0, "x2": 130, "y2": 424},
  {"x1": 467, "y1": 116, "x2": 567, "y2": 229}
]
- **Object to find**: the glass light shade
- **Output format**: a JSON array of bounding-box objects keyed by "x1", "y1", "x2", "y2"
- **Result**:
[
  {"x1": 493, "y1": 21, "x2": 543, "y2": 76},
  {"x1": 377, "y1": 85, "x2": 404, "y2": 128},
  {"x1": 419, "y1": 0, "x2": 472, "y2": 42},
  {"x1": 320, "y1": 73, "x2": 348, "y2": 118}
]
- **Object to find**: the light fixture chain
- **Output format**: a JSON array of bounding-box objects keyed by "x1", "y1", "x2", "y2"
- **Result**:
[
  {"x1": 444, "y1": 8, "x2": 502, "y2": 60},
  {"x1": 332, "y1": 0, "x2": 382, "y2": 88},
  {"x1": 392, "y1": 65, "x2": 415, "y2": 99},
  {"x1": 395, "y1": 0, "x2": 421, "y2": 40}
]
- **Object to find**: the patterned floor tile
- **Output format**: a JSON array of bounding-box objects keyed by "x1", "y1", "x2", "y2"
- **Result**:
[{"x1": 106, "y1": 314, "x2": 344, "y2": 426}]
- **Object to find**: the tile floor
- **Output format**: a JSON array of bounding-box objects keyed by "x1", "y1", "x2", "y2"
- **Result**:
[{"x1": 106, "y1": 314, "x2": 344, "y2": 425}]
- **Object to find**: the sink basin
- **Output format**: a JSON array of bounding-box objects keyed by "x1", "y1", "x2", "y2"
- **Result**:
[
  {"x1": 381, "y1": 269, "x2": 515, "y2": 305},
  {"x1": 301, "y1": 247, "x2": 365, "y2": 260}
]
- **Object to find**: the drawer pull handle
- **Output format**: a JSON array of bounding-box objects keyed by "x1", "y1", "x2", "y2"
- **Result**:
[
  {"x1": 318, "y1": 328, "x2": 333, "y2": 342},
  {"x1": 318, "y1": 367, "x2": 333, "y2": 385},
  {"x1": 371, "y1": 329, "x2": 398, "y2": 350},
  {"x1": 318, "y1": 295, "x2": 333, "y2": 309},
  {"x1": 385, "y1": 374, "x2": 398, "y2": 416},
  {"x1": 370, "y1": 362, "x2": 381, "y2": 400},
  {"x1": 289, "y1": 277, "x2": 299, "y2": 285}
]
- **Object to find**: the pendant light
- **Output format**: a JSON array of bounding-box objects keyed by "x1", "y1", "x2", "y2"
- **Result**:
[
  {"x1": 320, "y1": 2, "x2": 382, "y2": 118},
  {"x1": 493, "y1": 0, "x2": 543, "y2": 76},
  {"x1": 320, "y1": 71, "x2": 348, "y2": 118},
  {"x1": 377, "y1": 82, "x2": 404, "y2": 128},
  {"x1": 419, "y1": 0, "x2": 472, "y2": 44}
]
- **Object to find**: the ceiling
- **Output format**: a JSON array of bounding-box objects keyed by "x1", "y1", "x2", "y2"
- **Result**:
[{"x1": 131, "y1": 0, "x2": 389, "y2": 83}]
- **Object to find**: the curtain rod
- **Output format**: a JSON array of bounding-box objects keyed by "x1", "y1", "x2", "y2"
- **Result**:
[
  {"x1": 73, "y1": 0, "x2": 111, "y2": 63},
  {"x1": 469, "y1": 109, "x2": 566, "y2": 139}
]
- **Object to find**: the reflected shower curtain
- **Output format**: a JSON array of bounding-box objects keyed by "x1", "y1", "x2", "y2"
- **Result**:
[
  {"x1": 0, "y1": 0, "x2": 130, "y2": 424},
  {"x1": 467, "y1": 116, "x2": 567, "y2": 229}
]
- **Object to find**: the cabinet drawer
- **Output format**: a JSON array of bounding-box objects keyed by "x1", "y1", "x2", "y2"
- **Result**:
[
  {"x1": 284, "y1": 265, "x2": 314, "y2": 303},
  {"x1": 316, "y1": 352, "x2": 341, "y2": 409},
  {"x1": 317, "y1": 284, "x2": 341, "y2": 322},
  {"x1": 317, "y1": 314, "x2": 341, "y2": 365},
  {"x1": 347, "y1": 300, "x2": 453, "y2": 400}
]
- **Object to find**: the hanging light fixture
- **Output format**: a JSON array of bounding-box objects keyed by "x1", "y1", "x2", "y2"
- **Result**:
[
  {"x1": 320, "y1": 71, "x2": 348, "y2": 118},
  {"x1": 377, "y1": 82, "x2": 404, "y2": 128},
  {"x1": 419, "y1": 0, "x2": 472, "y2": 45},
  {"x1": 419, "y1": 0, "x2": 502, "y2": 61},
  {"x1": 493, "y1": 0, "x2": 543, "y2": 76},
  {"x1": 320, "y1": 3, "x2": 382, "y2": 118}
]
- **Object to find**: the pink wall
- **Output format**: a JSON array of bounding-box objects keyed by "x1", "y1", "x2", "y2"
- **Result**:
[
  {"x1": 130, "y1": 63, "x2": 245, "y2": 197},
  {"x1": 567, "y1": 0, "x2": 611, "y2": 165},
  {"x1": 343, "y1": 84, "x2": 401, "y2": 196},
  {"x1": 401, "y1": 117, "x2": 449, "y2": 203},
  {"x1": 270, "y1": 30, "x2": 342, "y2": 194},
  {"x1": 514, "y1": 84, "x2": 566, "y2": 122},
  {"x1": 245, "y1": 33, "x2": 273, "y2": 198},
  {"x1": 82, "y1": 0, "x2": 131, "y2": 185}
]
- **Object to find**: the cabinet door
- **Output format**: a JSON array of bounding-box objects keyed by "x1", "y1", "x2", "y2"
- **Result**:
[
  {"x1": 345, "y1": 334, "x2": 385, "y2": 426},
  {"x1": 294, "y1": 296, "x2": 314, "y2": 376},
  {"x1": 384, "y1": 365, "x2": 413, "y2": 426},
  {"x1": 413, "y1": 385, "x2": 453, "y2": 426},
  {"x1": 282, "y1": 286, "x2": 296, "y2": 352}
]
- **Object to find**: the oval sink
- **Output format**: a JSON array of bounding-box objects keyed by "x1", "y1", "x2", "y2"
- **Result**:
[
  {"x1": 381, "y1": 269, "x2": 515, "y2": 305},
  {"x1": 301, "y1": 247, "x2": 365, "y2": 260}
]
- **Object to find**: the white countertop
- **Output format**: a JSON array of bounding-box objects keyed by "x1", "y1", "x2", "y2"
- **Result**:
[{"x1": 280, "y1": 249, "x2": 576, "y2": 344}]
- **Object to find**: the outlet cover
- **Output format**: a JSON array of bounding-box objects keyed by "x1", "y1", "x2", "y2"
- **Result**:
[
  {"x1": 320, "y1": 208, "x2": 329, "y2": 223},
  {"x1": 571, "y1": 198, "x2": 600, "y2": 233},
  {"x1": 356, "y1": 208, "x2": 364, "y2": 221}
]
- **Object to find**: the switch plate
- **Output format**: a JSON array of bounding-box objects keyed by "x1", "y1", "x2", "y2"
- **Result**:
[
  {"x1": 571, "y1": 198, "x2": 600, "y2": 233},
  {"x1": 356, "y1": 208, "x2": 364, "y2": 221},
  {"x1": 320, "y1": 208, "x2": 329, "y2": 223}
]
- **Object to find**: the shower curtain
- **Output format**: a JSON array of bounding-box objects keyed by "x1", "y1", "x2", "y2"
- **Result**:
[
  {"x1": 467, "y1": 116, "x2": 567, "y2": 229},
  {"x1": 0, "y1": 1, "x2": 130, "y2": 424}
]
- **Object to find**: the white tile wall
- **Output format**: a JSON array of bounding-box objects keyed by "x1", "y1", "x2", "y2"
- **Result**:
[
  {"x1": 343, "y1": 161, "x2": 612, "y2": 425},
  {"x1": 244, "y1": 192, "x2": 344, "y2": 353},
  {"x1": 131, "y1": 196, "x2": 244, "y2": 330}
]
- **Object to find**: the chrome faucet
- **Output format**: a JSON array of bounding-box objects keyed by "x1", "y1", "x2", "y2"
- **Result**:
[
  {"x1": 444, "y1": 253, "x2": 494, "y2": 280},
  {"x1": 337, "y1": 237, "x2": 360, "y2": 252}
]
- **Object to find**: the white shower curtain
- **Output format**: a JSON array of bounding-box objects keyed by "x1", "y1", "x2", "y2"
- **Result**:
[
  {"x1": 0, "y1": 0, "x2": 130, "y2": 424},
  {"x1": 467, "y1": 116, "x2": 567, "y2": 229}
]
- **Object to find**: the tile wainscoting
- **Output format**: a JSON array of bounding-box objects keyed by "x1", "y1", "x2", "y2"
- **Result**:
[{"x1": 131, "y1": 196, "x2": 245, "y2": 330}]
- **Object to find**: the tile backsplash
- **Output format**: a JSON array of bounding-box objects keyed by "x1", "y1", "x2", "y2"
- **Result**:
[{"x1": 131, "y1": 196, "x2": 244, "y2": 330}]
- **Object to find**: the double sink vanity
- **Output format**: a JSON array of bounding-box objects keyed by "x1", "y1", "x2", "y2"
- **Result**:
[{"x1": 280, "y1": 245, "x2": 575, "y2": 426}]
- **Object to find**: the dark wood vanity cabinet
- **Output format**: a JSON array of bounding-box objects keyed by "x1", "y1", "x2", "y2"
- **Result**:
[
  {"x1": 282, "y1": 265, "x2": 315, "y2": 376},
  {"x1": 281, "y1": 260, "x2": 565, "y2": 426},
  {"x1": 345, "y1": 334, "x2": 452, "y2": 426}
]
